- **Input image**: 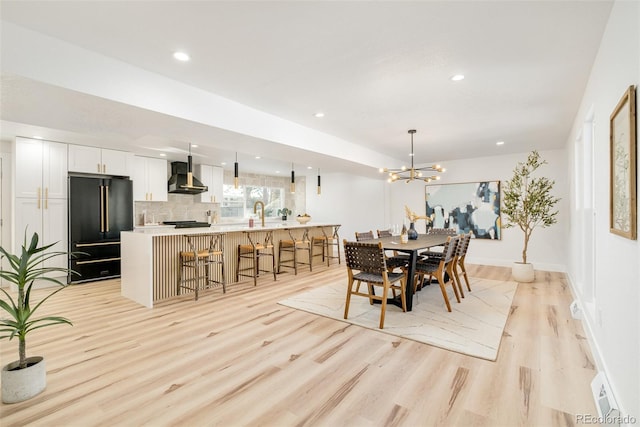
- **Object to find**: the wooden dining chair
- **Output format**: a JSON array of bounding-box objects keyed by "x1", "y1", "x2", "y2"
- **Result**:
[
  {"x1": 453, "y1": 232, "x2": 472, "y2": 294},
  {"x1": 355, "y1": 230, "x2": 374, "y2": 241},
  {"x1": 343, "y1": 240, "x2": 406, "y2": 329},
  {"x1": 421, "y1": 227, "x2": 457, "y2": 257},
  {"x1": 414, "y1": 236, "x2": 461, "y2": 312},
  {"x1": 376, "y1": 229, "x2": 409, "y2": 271}
]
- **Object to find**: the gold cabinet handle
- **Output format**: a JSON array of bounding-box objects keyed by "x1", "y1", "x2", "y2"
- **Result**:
[
  {"x1": 103, "y1": 164, "x2": 106, "y2": 173},
  {"x1": 100, "y1": 185, "x2": 104, "y2": 232},
  {"x1": 76, "y1": 257, "x2": 120, "y2": 265},
  {"x1": 37, "y1": 187, "x2": 41, "y2": 209},
  {"x1": 76, "y1": 241, "x2": 120, "y2": 248},
  {"x1": 98, "y1": 163, "x2": 101, "y2": 173},
  {"x1": 105, "y1": 185, "x2": 109, "y2": 231},
  {"x1": 150, "y1": 193, "x2": 153, "y2": 201},
  {"x1": 44, "y1": 187, "x2": 48, "y2": 209}
]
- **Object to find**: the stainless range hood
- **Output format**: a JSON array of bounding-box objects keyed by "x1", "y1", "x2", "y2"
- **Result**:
[{"x1": 167, "y1": 154, "x2": 208, "y2": 195}]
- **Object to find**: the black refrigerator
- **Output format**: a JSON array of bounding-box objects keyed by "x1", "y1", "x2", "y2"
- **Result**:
[{"x1": 68, "y1": 176, "x2": 133, "y2": 283}]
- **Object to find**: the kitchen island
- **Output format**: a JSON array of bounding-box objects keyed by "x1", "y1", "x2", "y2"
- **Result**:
[{"x1": 121, "y1": 222, "x2": 340, "y2": 307}]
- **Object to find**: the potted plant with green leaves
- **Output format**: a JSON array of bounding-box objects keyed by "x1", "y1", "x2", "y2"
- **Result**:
[
  {"x1": 0, "y1": 230, "x2": 76, "y2": 403},
  {"x1": 502, "y1": 151, "x2": 560, "y2": 282},
  {"x1": 278, "y1": 208, "x2": 292, "y2": 221}
]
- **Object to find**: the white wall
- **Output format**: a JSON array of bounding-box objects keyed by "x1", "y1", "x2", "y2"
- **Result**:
[
  {"x1": 386, "y1": 149, "x2": 569, "y2": 272},
  {"x1": 306, "y1": 172, "x2": 387, "y2": 246},
  {"x1": 566, "y1": 0, "x2": 639, "y2": 420}
]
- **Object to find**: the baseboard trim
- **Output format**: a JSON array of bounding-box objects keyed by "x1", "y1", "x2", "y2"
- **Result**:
[
  {"x1": 564, "y1": 272, "x2": 628, "y2": 421},
  {"x1": 466, "y1": 257, "x2": 566, "y2": 273}
]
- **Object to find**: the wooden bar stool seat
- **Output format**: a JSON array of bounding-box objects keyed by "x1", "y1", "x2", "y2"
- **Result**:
[
  {"x1": 278, "y1": 228, "x2": 312, "y2": 275},
  {"x1": 310, "y1": 227, "x2": 330, "y2": 268},
  {"x1": 177, "y1": 233, "x2": 226, "y2": 301},
  {"x1": 236, "y1": 230, "x2": 276, "y2": 286},
  {"x1": 326, "y1": 225, "x2": 341, "y2": 264}
]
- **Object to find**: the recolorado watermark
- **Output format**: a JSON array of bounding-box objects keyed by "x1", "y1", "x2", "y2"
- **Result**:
[{"x1": 576, "y1": 414, "x2": 637, "y2": 424}]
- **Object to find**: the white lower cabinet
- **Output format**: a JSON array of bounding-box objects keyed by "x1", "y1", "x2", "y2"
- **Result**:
[{"x1": 14, "y1": 197, "x2": 68, "y2": 271}]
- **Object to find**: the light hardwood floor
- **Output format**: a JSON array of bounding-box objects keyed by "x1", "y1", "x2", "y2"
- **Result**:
[{"x1": 0, "y1": 264, "x2": 598, "y2": 426}]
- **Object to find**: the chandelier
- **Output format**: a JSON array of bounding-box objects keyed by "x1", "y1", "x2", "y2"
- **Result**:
[{"x1": 379, "y1": 129, "x2": 445, "y2": 183}]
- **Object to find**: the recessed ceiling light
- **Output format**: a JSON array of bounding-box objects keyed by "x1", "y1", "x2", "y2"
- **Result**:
[
  {"x1": 33, "y1": 135, "x2": 43, "y2": 139},
  {"x1": 173, "y1": 51, "x2": 190, "y2": 62},
  {"x1": 255, "y1": 156, "x2": 261, "y2": 159},
  {"x1": 275, "y1": 171, "x2": 280, "y2": 174},
  {"x1": 451, "y1": 74, "x2": 465, "y2": 81},
  {"x1": 314, "y1": 112, "x2": 325, "y2": 118},
  {"x1": 307, "y1": 166, "x2": 313, "y2": 169},
  {"x1": 496, "y1": 141, "x2": 505, "y2": 146},
  {"x1": 221, "y1": 162, "x2": 227, "y2": 166},
  {"x1": 160, "y1": 153, "x2": 167, "y2": 157},
  {"x1": 191, "y1": 144, "x2": 198, "y2": 148}
]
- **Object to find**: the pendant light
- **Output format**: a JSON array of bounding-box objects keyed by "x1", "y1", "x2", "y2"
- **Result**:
[
  {"x1": 379, "y1": 129, "x2": 445, "y2": 183},
  {"x1": 317, "y1": 168, "x2": 321, "y2": 195},
  {"x1": 290, "y1": 163, "x2": 296, "y2": 193},
  {"x1": 234, "y1": 152, "x2": 239, "y2": 189}
]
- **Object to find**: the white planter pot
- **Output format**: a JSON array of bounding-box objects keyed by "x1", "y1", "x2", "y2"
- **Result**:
[
  {"x1": 2, "y1": 356, "x2": 46, "y2": 403},
  {"x1": 512, "y1": 262, "x2": 535, "y2": 283}
]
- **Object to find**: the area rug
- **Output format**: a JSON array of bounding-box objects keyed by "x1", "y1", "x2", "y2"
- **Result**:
[{"x1": 278, "y1": 277, "x2": 518, "y2": 361}]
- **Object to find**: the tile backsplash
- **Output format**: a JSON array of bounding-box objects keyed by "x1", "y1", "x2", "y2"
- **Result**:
[
  {"x1": 135, "y1": 194, "x2": 217, "y2": 226},
  {"x1": 134, "y1": 171, "x2": 306, "y2": 226}
]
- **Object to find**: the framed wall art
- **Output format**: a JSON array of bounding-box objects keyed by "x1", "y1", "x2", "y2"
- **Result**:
[
  {"x1": 609, "y1": 85, "x2": 637, "y2": 240},
  {"x1": 425, "y1": 181, "x2": 501, "y2": 239}
]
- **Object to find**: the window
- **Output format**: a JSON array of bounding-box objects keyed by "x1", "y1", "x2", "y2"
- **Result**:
[{"x1": 221, "y1": 184, "x2": 285, "y2": 218}]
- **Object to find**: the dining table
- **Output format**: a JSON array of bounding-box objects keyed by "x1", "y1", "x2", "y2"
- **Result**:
[{"x1": 369, "y1": 233, "x2": 450, "y2": 311}]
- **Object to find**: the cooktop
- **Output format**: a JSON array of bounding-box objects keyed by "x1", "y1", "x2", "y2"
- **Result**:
[{"x1": 163, "y1": 220, "x2": 211, "y2": 229}]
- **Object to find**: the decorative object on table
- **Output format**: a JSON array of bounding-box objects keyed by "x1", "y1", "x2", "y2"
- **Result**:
[
  {"x1": 405, "y1": 205, "x2": 432, "y2": 239},
  {"x1": 400, "y1": 224, "x2": 408, "y2": 244},
  {"x1": 0, "y1": 230, "x2": 77, "y2": 403},
  {"x1": 502, "y1": 151, "x2": 560, "y2": 282},
  {"x1": 425, "y1": 181, "x2": 501, "y2": 239},
  {"x1": 379, "y1": 129, "x2": 445, "y2": 183},
  {"x1": 609, "y1": 85, "x2": 636, "y2": 240},
  {"x1": 296, "y1": 214, "x2": 311, "y2": 224},
  {"x1": 278, "y1": 208, "x2": 292, "y2": 221}
]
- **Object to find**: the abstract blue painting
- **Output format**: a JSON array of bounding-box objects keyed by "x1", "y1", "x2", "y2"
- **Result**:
[{"x1": 425, "y1": 181, "x2": 501, "y2": 239}]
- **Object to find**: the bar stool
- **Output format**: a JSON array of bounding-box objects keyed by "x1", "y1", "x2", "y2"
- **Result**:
[
  {"x1": 177, "y1": 233, "x2": 225, "y2": 301},
  {"x1": 310, "y1": 226, "x2": 330, "y2": 268},
  {"x1": 236, "y1": 230, "x2": 277, "y2": 286},
  {"x1": 278, "y1": 228, "x2": 312, "y2": 274},
  {"x1": 322, "y1": 225, "x2": 341, "y2": 264}
]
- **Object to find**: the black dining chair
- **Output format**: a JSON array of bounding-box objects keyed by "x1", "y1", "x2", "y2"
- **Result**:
[
  {"x1": 376, "y1": 229, "x2": 410, "y2": 272},
  {"x1": 414, "y1": 235, "x2": 461, "y2": 312},
  {"x1": 343, "y1": 240, "x2": 406, "y2": 329}
]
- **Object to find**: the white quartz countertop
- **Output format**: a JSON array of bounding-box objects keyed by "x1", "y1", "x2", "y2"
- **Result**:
[{"x1": 124, "y1": 222, "x2": 339, "y2": 236}]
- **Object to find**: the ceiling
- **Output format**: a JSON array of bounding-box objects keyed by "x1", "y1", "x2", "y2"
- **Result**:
[{"x1": 0, "y1": 1, "x2": 613, "y2": 178}]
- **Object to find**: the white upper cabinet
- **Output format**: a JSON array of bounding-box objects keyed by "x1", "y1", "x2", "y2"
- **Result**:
[
  {"x1": 68, "y1": 145, "x2": 133, "y2": 176},
  {"x1": 15, "y1": 137, "x2": 68, "y2": 199},
  {"x1": 14, "y1": 137, "x2": 68, "y2": 265},
  {"x1": 132, "y1": 156, "x2": 168, "y2": 202},
  {"x1": 195, "y1": 164, "x2": 223, "y2": 203}
]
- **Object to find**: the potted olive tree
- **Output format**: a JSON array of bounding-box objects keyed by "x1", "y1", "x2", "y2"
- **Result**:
[
  {"x1": 502, "y1": 151, "x2": 560, "y2": 282},
  {"x1": 0, "y1": 230, "x2": 75, "y2": 403}
]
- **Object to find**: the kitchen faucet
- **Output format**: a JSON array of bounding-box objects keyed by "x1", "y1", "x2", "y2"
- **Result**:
[{"x1": 254, "y1": 201, "x2": 265, "y2": 227}]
